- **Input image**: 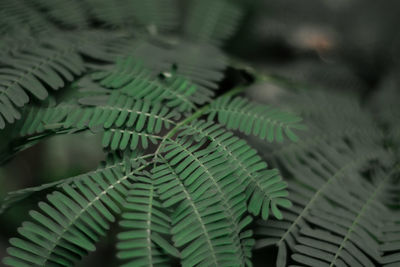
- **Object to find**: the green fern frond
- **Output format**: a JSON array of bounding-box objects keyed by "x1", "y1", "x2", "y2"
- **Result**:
[
  {"x1": 380, "y1": 213, "x2": 400, "y2": 266},
  {"x1": 3, "y1": 88, "x2": 183, "y2": 155},
  {"x1": 13, "y1": 100, "x2": 83, "y2": 141},
  {"x1": 88, "y1": 40, "x2": 228, "y2": 105},
  {"x1": 117, "y1": 175, "x2": 179, "y2": 266},
  {"x1": 3, "y1": 165, "x2": 136, "y2": 266},
  {"x1": 125, "y1": 0, "x2": 179, "y2": 32},
  {"x1": 254, "y1": 89, "x2": 386, "y2": 177},
  {"x1": 260, "y1": 123, "x2": 385, "y2": 184},
  {"x1": 255, "y1": 144, "x2": 392, "y2": 266},
  {"x1": 0, "y1": 0, "x2": 54, "y2": 34},
  {"x1": 78, "y1": 93, "x2": 179, "y2": 131},
  {"x1": 153, "y1": 147, "x2": 253, "y2": 266},
  {"x1": 30, "y1": 93, "x2": 181, "y2": 145},
  {"x1": 30, "y1": 0, "x2": 88, "y2": 29},
  {"x1": 85, "y1": 0, "x2": 178, "y2": 32},
  {"x1": 92, "y1": 57, "x2": 197, "y2": 112},
  {"x1": 184, "y1": 0, "x2": 243, "y2": 46},
  {"x1": 0, "y1": 1, "x2": 320, "y2": 266},
  {"x1": 8, "y1": 91, "x2": 181, "y2": 153},
  {"x1": 291, "y1": 168, "x2": 398, "y2": 267},
  {"x1": 0, "y1": 38, "x2": 85, "y2": 129},
  {"x1": 103, "y1": 128, "x2": 164, "y2": 151},
  {"x1": 0, "y1": 150, "x2": 149, "y2": 215},
  {"x1": 208, "y1": 96, "x2": 305, "y2": 143},
  {"x1": 0, "y1": 34, "x2": 36, "y2": 59},
  {"x1": 278, "y1": 90, "x2": 381, "y2": 137},
  {"x1": 163, "y1": 43, "x2": 227, "y2": 104},
  {"x1": 250, "y1": 88, "x2": 397, "y2": 266},
  {"x1": 179, "y1": 120, "x2": 291, "y2": 220}
]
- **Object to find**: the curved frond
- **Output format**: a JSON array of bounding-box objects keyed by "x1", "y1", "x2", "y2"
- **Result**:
[
  {"x1": 27, "y1": 93, "x2": 181, "y2": 151},
  {"x1": 117, "y1": 176, "x2": 179, "y2": 267},
  {"x1": 0, "y1": 0, "x2": 54, "y2": 34},
  {"x1": 291, "y1": 169, "x2": 398, "y2": 267},
  {"x1": 179, "y1": 120, "x2": 291, "y2": 220},
  {"x1": 380, "y1": 212, "x2": 400, "y2": 267},
  {"x1": 152, "y1": 148, "x2": 253, "y2": 266},
  {"x1": 85, "y1": 0, "x2": 179, "y2": 32},
  {"x1": 208, "y1": 96, "x2": 305, "y2": 143},
  {"x1": 2, "y1": 163, "x2": 145, "y2": 267},
  {"x1": 184, "y1": 0, "x2": 243, "y2": 46},
  {"x1": 0, "y1": 34, "x2": 36, "y2": 59},
  {"x1": 30, "y1": 0, "x2": 88, "y2": 28},
  {"x1": 4, "y1": 91, "x2": 181, "y2": 154},
  {"x1": 102, "y1": 128, "x2": 163, "y2": 151},
  {"x1": 255, "y1": 144, "x2": 393, "y2": 266},
  {"x1": 163, "y1": 42, "x2": 227, "y2": 104},
  {"x1": 72, "y1": 93, "x2": 179, "y2": 132},
  {"x1": 0, "y1": 151, "x2": 150, "y2": 215},
  {"x1": 92, "y1": 57, "x2": 197, "y2": 112},
  {"x1": 0, "y1": 38, "x2": 85, "y2": 129},
  {"x1": 89, "y1": 40, "x2": 228, "y2": 105}
]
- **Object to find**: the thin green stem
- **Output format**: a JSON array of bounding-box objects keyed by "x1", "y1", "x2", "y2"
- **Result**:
[
  {"x1": 166, "y1": 86, "x2": 245, "y2": 139},
  {"x1": 153, "y1": 85, "x2": 245, "y2": 159}
]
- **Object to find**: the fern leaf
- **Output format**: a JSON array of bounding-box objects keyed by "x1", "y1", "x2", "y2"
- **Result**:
[
  {"x1": 85, "y1": 0, "x2": 178, "y2": 32},
  {"x1": 179, "y1": 120, "x2": 291, "y2": 220},
  {"x1": 117, "y1": 175, "x2": 179, "y2": 266},
  {"x1": 7, "y1": 92, "x2": 180, "y2": 153},
  {"x1": 153, "y1": 139, "x2": 254, "y2": 266},
  {"x1": 184, "y1": 0, "x2": 243, "y2": 46},
  {"x1": 0, "y1": 0, "x2": 54, "y2": 34},
  {"x1": 75, "y1": 93, "x2": 179, "y2": 131},
  {"x1": 2, "y1": 163, "x2": 146, "y2": 267},
  {"x1": 0, "y1": 34, "x2": 36, "y2": 59},
  {"x1": 92, "y1": 57, "x2": 197, "y2": 112},
  {"x1": 9, "y1": 100, "x2": 84, "y2": 144},
  {"x1": 81, "y1": 36, "x2": 227, "y2": 105},
  {"x1": 30, "y1": 93, "x2": 181, "y2": 151},
  {"x1": 126, "y1": 0, "x2": 179, "y2": 32},
  {"x1": 152, "y1": 160, "x2": 243, "y2": 266},
  {"x1": 103, "y1": 128, "x2": 164, "y2": 151},
  {"x1": 208, "y1": 96, "x2": 305, "y2": 143},
  {"x1": 291, "y1": 169, "x2": 398, "y2": 267},
  {"x1": 0, "y1": 38, "x2": 85, "y2": 129},
  {"x1": 262, "y1": 123, "x2": 384, "y2": 175},
  {"x1": 162, "y1": 42, "x2": 227, "y2": 104},
  {"x1": 30, "y1": 0, "x2": 88, "y2": 28},
  {"x1": 255, "y1": 145, "x2": 392, "y2": 266},
  {"x1": 0, "y1": 150, "x2": 149, "y2": 214},
  {"x1": 380, "y1": 213, "x2": 400, "y2": 266}
]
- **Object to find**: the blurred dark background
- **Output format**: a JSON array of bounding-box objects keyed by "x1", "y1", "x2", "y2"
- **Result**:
[
  {"x1": 230, "y1": 0, "x2": 400, "y2": 97},
  {"x1": 1, "y1": 0, "x2": 399, "y2": 266}
]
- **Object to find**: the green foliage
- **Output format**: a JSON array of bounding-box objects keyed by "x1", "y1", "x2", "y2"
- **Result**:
[
  {"x1": 0, "y1": 0, "x2": 306, "y2": 266},
  {"x1": 117, "y1": 176, "x2": 180, "y2": 266},
  {"x1": 254, "y1": 89, "x2": 400, "y2": 267},
  {"x1": 1, "y1": 0, "x2": 399, "y2": 267},
  {"x1": 208, "y1": 96, "x2": 305, "y2": 143},
  {"x1": 184, "y1": 0, "x2": 243, "y2": 46},
  {"x1": 0, "y1": 38, "x2": 85, "y2": 129}
]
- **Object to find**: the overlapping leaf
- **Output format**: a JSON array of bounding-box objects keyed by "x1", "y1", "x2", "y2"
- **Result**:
[
  {"x1": 208, "y1": 96, "x2": 305, "y2": 143},
  {"x1": 291, "y1": 169, "x2": 399, "y2": 267},
  {"x1": 3, "y1": 164, "x2": 144, "y2": 267},
  {"x1": 152, "y1": 140, "x2": 254, "y2": 266},
  {"x1": 117, "y1": 176, "x2": 179, "y2": 267},
  {"x1": 184, "y1": 0, "x2": 243, "y2": 46},
  {"x1": 179, "y1": 120, "x2": 291, "y2": 220},
  {"x1": 92, "y1": 57, "x2": 197, "y2": 112},
  {"x1": 0, "y1": 38, "x2": 85, "y2": 129}
]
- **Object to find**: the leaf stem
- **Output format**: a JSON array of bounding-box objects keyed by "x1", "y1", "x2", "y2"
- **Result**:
[
  {"x1": 165, "y1": 85, "x2": 245, "y2": 139},
  {"x1": 152, "y1": 85, "x2": 245, "y2": 160}
]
